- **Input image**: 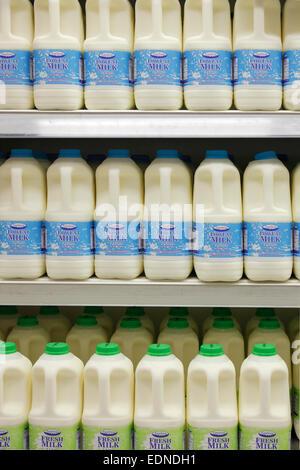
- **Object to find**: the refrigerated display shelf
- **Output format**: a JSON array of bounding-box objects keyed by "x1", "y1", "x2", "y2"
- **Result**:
[
  {"x1": 0, "y1": 276, "x2": 299, "y2": 307},
  {"x1": 1, "y1": 110, "x2": 300, "y2": 139}
]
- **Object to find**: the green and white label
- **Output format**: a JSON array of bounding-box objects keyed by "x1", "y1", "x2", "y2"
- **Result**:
[
  {"x1": 293, "y1": 387, "x2": 299, "y2": 418},
  {"x1": 134, "y1": 426, "x2": 185, "y2": 450},
  {"x1": 187, "y1": 426, "x2": 238, "y2": 450},
  {"x1": 29, "y1": 424, "x2": 80, "y2": 450},
  {"x1": 0, "y1": 423, "x2": 28, "y2": 450},
  {"x1": 239, "y1": 425, "x2": 291, "y2": 450},
  {"x1": 82, "y1": 424, "x2": 133, "y2": 450}
]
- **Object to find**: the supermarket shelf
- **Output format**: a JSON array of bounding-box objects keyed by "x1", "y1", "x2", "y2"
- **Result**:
[
  {"x1": 0, "y1": 276, "x2": 299, "y2": 307},
  {"x1": 1, "y1": 110, "x2": 300, "y2": 139}
]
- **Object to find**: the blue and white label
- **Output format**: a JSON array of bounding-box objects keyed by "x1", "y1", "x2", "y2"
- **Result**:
[
  {"x1": 234, "y1": 50, "x2": 282, "y2": 86},
  {"x1": 45, "y1": 221, "x2": 93, "y2": 257},
  {"x1": 283, "y1": 50, "x2": 300, "y2": 86},
  {"x1": 294, "y1": 222, "x2": 300, "y2": 257},
  {"x1": 84, "y1": 50, "x2": 133, "y2": 87},
  {"x1": 0, "y1": 221, "x2": 43, "y2": 256},
  {"x1": 144, "y1": 222, "x2": 192, "y2": 257},
  {"x1": 33, "y1": 49, "x2": 83, "y2": 86},
  {"x1": 0, "y1": 50, "x2": 32, "y2": 86},
  {"x1": 134, "y1": 50, "x2": 182, "y2": 87},
  {"x1": 193, "y1": 222, "x2": 243, "y2": 258},
  {"x1": 183, "y1": 50, "x2": 232, "y2": 87},
  {"x1": 244, "y1": 222, "x2": 293, "y2": 258},
  {"x1": 95, "y1": 221, "x2": 142, "y2": 256}
]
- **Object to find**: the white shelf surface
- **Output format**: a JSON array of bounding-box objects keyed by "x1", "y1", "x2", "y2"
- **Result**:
[
  {"x1": 0, "y1": 277, "x2": 299, "y2": 307},
  {"x1": 1, "y1": 110, "x2": 300, "y2": 139}
]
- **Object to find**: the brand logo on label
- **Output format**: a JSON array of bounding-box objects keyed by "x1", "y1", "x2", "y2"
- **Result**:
[
  {"x1": 99, "y1": 53, "x2": 116, "y2": 59},
  {"x1": 160, "y1": 224, "x2": 175, "y2": 231},
  {"x1": 253, "y1": 52, "x2": 270, "y2": 58},
  {"x1": 210, "y1": 431, "x2": 228, "y2": 437},
  {"x1": 262, "y1": 225, "x2": 279, "y2": 231},
  {"x1": 202, "y1": 52, "x2": 219, "y2": 59},
  {"x1": 100, "y1": 430, "x2": 118, "y2": 437},
  {"x1": 213, "y1": 225, "x2": 230, "y2": 232},
  {"x1": 107, "y1": 223, "x2": 125, "y2": 230},
  {"x1": 43, "y1": 430, "x2": 61, "y2": 436},
  {"x1": 60, "y1": 224, "x2": 77, "y2": 231},
  {"x1": 10, "y1": 223, "x2": 27, "y2": 230},
  {"x1": 0, "y1": 52, "x2": 15, "y2": 59},
  {"x1": 258, "y1": 431, "x2": 276, "y2": 438},
  {"x1": 150, "y1": 52, "x2": 167, "y2": 59},
  {"x1": 49, "y1": 52, "x2": 66, "y2": 58},
  {"x1": 0, "y1": 431, "x2": 8, "y2": 436},
  {"x1": 152, "y1": 432, "x2": 169, "y2": 438}
]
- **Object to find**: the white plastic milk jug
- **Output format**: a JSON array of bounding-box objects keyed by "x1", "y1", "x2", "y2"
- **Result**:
[
  {"x1": 293, "y1": 163, "x2": 300, "y2": 279},
  {"x1": 84, "y1": 0, "x2": 134, "y2": 110},
  {"x1": 243, "y1": 152, "x2": 293, "y2": 282},
  {"x1": 187, "y1": 344, "x2": 238, "y2": 450},
  {"x1": 0, "y1": 341, "x2": 32, "y2": 450},
  {"x1": 82, "y1": 343, "x2": 134, "y2": 450},
  {"x1": 134, "y1": 344, "x2": 185, "y2": 450},
  {"x1": 0, "y1": 149, "x2": 46, "y2": 280},
  {"x1": 0, "y1": 0, "x2": 33, "y2": 110},
  {"x1": 29, "y1": 342, "x2": 83, "y2": 450},
  {"x1": 183, "y1": 0, "x2": 233, "y2": 110},
  {"x1": 110, "y1": 318, "x2": 153, "y2": 369},
  {"x1": 33, "y1": 0, "x2": 84, "y2": 110},
  {"x1": 46, "y1": 149, "x2": 95, "y2": 280},
  {"x1": 292, "y1": 331, "x2": 300, "y2": 439},
  {"x1": 66, "y1": 316, "x2": 108, "y2": 364},
  {"x1": 117, "y1": 306, "x2": 155, "y2": 335},
  {"x1": 283, "y1": 0, "x2": 300, "y2": 110},
  {"x1": 84, "y1": 306, "x2": 114, "y2": 338},
  {"x1": 134, "y1": 0, "x2": 183, "y2": 110},
  {"x1": 245, "y1": 308, "x2": 285, "y2": 343},
  {"x1": 233, "y1": 0, "x2": 282, "y2": 111},
  {"x1": 95, "y1": 149, "x2": 143, "y2": 280},
  {"x1": 193, "y1": 150, "x2": 243, "y2": 282},
  {"x1": 38, "y1": 306, "x2": 71, "y2": 342},
  {"x1": 7, "y1": 316, "x2": 50, "y2": 364},
  {"x1": 159, "y1": 307, "x2": 199, "y2": 335},
  {"x1": 0, "y1": 305, "x2": 19, "y2": 337},
  {"x1": 239, "y1": 343, "x2": 291, "y2": 450},
  {"x1": 202, "y1": 307, "x2": 241, "y2": 336},
  {"x1": 144, "y1": 150, "x2": 193, "y2": 281}
]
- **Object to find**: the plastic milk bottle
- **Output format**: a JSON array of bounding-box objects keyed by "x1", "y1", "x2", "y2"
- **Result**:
[
  {"x1": 84, "y1": 0, "x2": 134, "y2": 110},
  {"x1": 0, "y1": 149, "x2": 46, "y2": 280},
  {"x1": 46, "y1": 149, "x2": 95, "y2": 280},
  {"x1": 33, "y1": 0, "x2": 84, "y2": 110},
  {"x1": 82, "y1": 343, "x2": 134, "y2": 450},
  {"x1": 202, "y1": 307, "x2": 241, "y2": 336},
  {"x1": 187, "y1": 344, "x2": 238, "y2": 450},
  {"x1": 84, "y1": 306, "x2": 114, "y2": 338},
  {"x1": 233, "y1": 0, "x2": 282, "y2": 110},
  {"x1": 0, "y1": 306, "x2": 19, "y2": 337},
  {"x1": 117, "y1": 306, "x2": 155, "y2": 335},
  {"x1": 134, "y1": 344, "x2": 185, "y2": 450},
  {"x1": 159, "y1": 307, "x2": 199, "y2": 335},
  {"x1": 94, "y1": 149, "x2": 143, "y2": 280},
  {"x1": 193, "y1": 150, "x2": 243, "y2": 282},
  {"x1": 292, "y1": 331, "x2": 300, "y2": 439},
  {"x1": 183, "y1": 0, "x2": 233, "y2": 110},
  {"x1": 29, "y1": 342, "x2": 83, "y2": 450},
  {"x1": 110, "y1": 318, "x2": 153, "y2": 369},
  {"x1": 243, "y1": 152, "x2": 293, "y2": 282},
  {"x1": 134, "y1": 0, "x2": 183, "y2": 110},
  {"x1": 292, "y1": 163, "x2": 300, "y2": 279},
  {"x1": 38, "y1": 306, "x2": 71, "y2": 342},
  {"x1": 144, "y1": 150, "x2": 193, "y2": 281},
  {"x1": 245, "y1": 308, "x2": 285, "y2": 343},
  {"x1": 66, "y1": 316, "x2": 108, "y2": 364},
  {"x1": 0, "y1": 341, "x2": 32, "y2": 450},
  {"x1": 239, "y1": 343, "x2": 291, "y2": 450},
  {"x1": 283, "y1": 0, "x2": 300, "y2": 110}
]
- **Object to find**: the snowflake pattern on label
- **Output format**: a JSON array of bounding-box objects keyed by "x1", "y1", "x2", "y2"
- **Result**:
[
  {"x1": 33, "y1": 49, "x2": 83, "y2": 86},
  {"x1": 134, "y1": 49, "x2": 182, "y2": 87},
  {"x1": 239, "y1": 426, "x2": 291, "y2": 450},
  {"x1": 187, "y1": 426, "x2": 238, "y2": 450},
  {"x1": 283, "y1": 50, "x2": 300, "y2": 87},
  {"x1": 95, "y1": 221, "x2": 142, "y2": 256},
  {"x1": 183, "y1": 50, "x2": 232, "y2": 87},
  {"x1": 0, "y1": 50, "x2": 32, "y2": 86},
  {"x1": 0, "y1": 220, "x2": 44, "y2": 256},
  {"x1": 143, "y1": 221, "x2": 192, "y2": 257},
  {"x1": 85, "y1": 50, "x2": 133, "y2": 87},
  {"x1": 82, "y1": 425, "x2": 133, "y2": 450},
  {"x1": 244, "y1": 222, "x2": 293, "y2": 258},
  {"x1": 45, "y1": 221, "x2": 94, "y2": 257},
  {"x1": 29, "y1": 424, "x2": 80, "y2": 450},
  {"x1": 134, "y1": 426, "x2": 185, "y2": 450},
  {"x1": 193, "y1": 222, "x2": 243, "y2": 258},
  {"x1": 234, "y1": 49, "x2": 282, "y2": 86}
]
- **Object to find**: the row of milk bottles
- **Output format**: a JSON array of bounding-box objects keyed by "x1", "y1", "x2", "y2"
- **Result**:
[
  {"x1": 2, "y1": 0, "x2": 300, "y2": 111},
  {"x1": 0, "y1": 339, "x2": 297, "y2": 450},
  {"x1": 0, "y1": 147, "x2": 299, "y2": 282}
]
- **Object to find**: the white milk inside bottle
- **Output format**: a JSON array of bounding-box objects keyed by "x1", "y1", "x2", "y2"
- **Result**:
[
  {"x1": 283, "y1": 0, "x2": 300, "y2": 110},
  {"x1": 86, "y1": 154, "x2": 106, "y2": 172},
  {"x1": 233, "y1": 0, "x2": 282, "y2": 110},
  {"x1": 0, "y1": 149, "x2": 46, "y2": 280},
  {"x1": 202, "y1": 317, "x2": 245, "y2": 390},
  {"x1": 0, "y1": 306, "x2": 19, "y2": 337},
  {"x1": 33, "y1": 0, "x2": 84, "y2": 110},
  {"x1": 84, "y1": 0, "x2": 134, "y2": 110},
  {"x1": 117, "y1": 306, "x2": 155, "y2": 335},
  {"x1": 83, "y1": 306, "x2": 114, "y2": 338},
  {"x1": 95, "y1": 149, "x2": 143, "y2": 280},
  {"x1": 245, "y1": 307, "x2": 285, "y2": 343},
  {"x1": 157, "y1": 318, "x2": 199, "y2": 380},
  {"x1": 29, "y1": 342, "x2": 83, "y2": 450},
  {"x1": 33, "y1": 152, "x2": 51, "y2": 172},
  {"x1": 0, "y1": 0, "x2": 33, "y2": 110},
  {"x1": 144, "y1": 150, "x2": 193, "y2": 281},
  {"x1": 82, "y1": 343, "x2": 134, "y2": 450},
  {"x1": 292, "y1": 163, "x2": 300, "y2": 279},
  {"x1": 134, "y1": 344, "x2": 185, "y2": 450},
  {"x1": 239, "y1": 343, "x2": 291, "y2": 450},
  {"x1": 247, "y1": 318, "x2": 292, "y2": 389},
  {"x1": 292, "y1": 331, "x2": 300, "y2": 439},
  {"x1": 159, "y1": 307, "x2": 199, "y2": 335},
  {"x1": 7, "y1": 316, "x2": 50, "y2": 364},
  {"x1": 183, "y1": 0, "x2": 233, "y2": 110},
  {"x1": 110, "y1": 318, "x2": 153, "y2": 369},
  {"x1": 202, "y1": 307, "x2": 241, "y2": 336},
  {"x1": 38, "y1": 306, "x2": 71, "y2": 342},
  {"x1": 134, "y1": 0, "x2": 183, "y2": 110},
  {"x1": 66, "y1": 316, "x2": 108, "y2": 364},
  {"x1": 187, "y1": 344, "x2": 238, "y2": 450},
  {"x1": 46, "y1": 149, "x2": 95, "y2": 280},
  {"x1": 193, "y1": 150, "x2": 243, "y2": 282},
  {"x1": 0, "y1": 341, "x2": 32, "y2": 450},
  {"x1": 243, "y1": 152, "x2": 293, "y2": 282}
]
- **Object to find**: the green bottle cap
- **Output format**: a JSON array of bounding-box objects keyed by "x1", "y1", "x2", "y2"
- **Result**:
[
  {"x1": 148, "y1": 344, "x2": 172, "y2": 356},
  {"x1": 212, "y1": 307, "x2": 232, "y2": 317},
  {"x1": 45, "y1": 342, "x2": 70, "y2": 356},
  {"x1": 200, "y1": 344, "x2": 224, "y2": 357},
  {"x1": 40, "y1": 306, "x2": 60, "y2": 316},
  {"x1": 169, "y1": 307, "x2": 189, "y2": 317},
  {"x1": 84, "y1": 306, "x2": 104, "y2": 316},
  {"x1": 120, "y1": 318, "x2": 141, "y2": 329},
  {"x1": 124, "y1": 307, "x2": 145, "y2": 317},
  {"x1": 167, "y1": 318, "x2": 189, "y2": 329},
  {"x1": 0, "y1": 306, "x2": 18, "y2": 316},
  {"x1": 256, "y1": 308, "x2": 276, "y2": 318},
  {"x1": 0, "y1": 341, "x2": 17, "y2": 354},
  {"x1": 213, "y1": 317, "x2": 234, "y2": 329},
  {"x1": 259, "y1": 318, "x2": 280, "y2": 330},
  {"x1": 18, "y1": 316, "x2": 38, "y2": 327},
  {"x1": 76, "y1": 315, "x2": 98, "y2": 327},
  {"x1": 96, "y1": 343, "x2": 120, "y2": 356},
  {"x1": 252, "y1": 343, "x2": 277, "y2": 356}
]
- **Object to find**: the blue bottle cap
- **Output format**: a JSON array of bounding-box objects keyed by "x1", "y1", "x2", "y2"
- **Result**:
[
  {"x1": 205, "y1": 150, "x2": 229, "y2": 159},
  {"x1": 107, "y1": 149, "x2": 130, "y2": 158},
  {"x1": 58, "y1": 149, "x2": 82, "y2": 158},
  {"x1": 10, "y1": 149, "x2": 33, "y2": 158},
  {"x1": 254, "y1": 151, "x2": 277, "y2": 161},
  {"x1": 156, "y1": 150, "x2": 179, "y2": 159}
]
